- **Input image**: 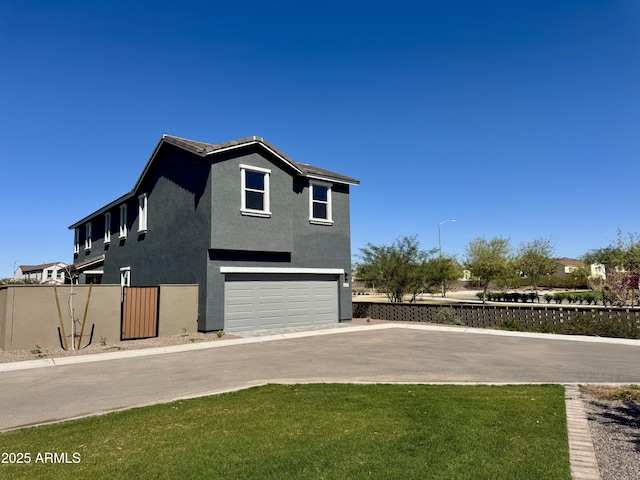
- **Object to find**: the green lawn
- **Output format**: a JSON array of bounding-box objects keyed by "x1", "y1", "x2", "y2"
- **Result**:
[{"x1": 0, "y1": 384, "x2": 570, "y2": 479}]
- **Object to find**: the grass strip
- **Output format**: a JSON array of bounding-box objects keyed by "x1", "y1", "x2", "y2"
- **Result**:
[{"x1": 0, "y1": 384, "x2": 570, "y2": 479}]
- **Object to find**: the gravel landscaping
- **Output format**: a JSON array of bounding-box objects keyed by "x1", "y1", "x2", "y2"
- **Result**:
[{"x1": 582, "y1": 392, "x2": 640, "y2": 480}]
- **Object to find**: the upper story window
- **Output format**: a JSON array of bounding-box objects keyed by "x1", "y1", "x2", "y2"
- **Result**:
[
  {"x1": 240, "y1": 164, "x2": 271, "y2": 217},
  {"x1": 104, "y1": 212, "x2": 111, "y2": 244},
  {"x1": 47, "y1": 269, "x2": 53, "y2": 279},
  {"x1": 309, "y1": 182, "x2": 333, "y2": 225},
  {"x1": 119, "y1": 204, "x2": 128, "y2": 239},
  {"x1": 74, "y1": 228, "x2": 80, "y2": 255},
  {"x1": 84, "y1": 222, "x2": 92, "y2": 251},
  {"x1": 138, "y1": 193, "x2": 148, "y2": 233}
]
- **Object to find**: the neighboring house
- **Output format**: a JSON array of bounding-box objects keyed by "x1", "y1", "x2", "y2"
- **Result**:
[
  {"x1": 555, "y1": 257, "x2": 606, "y2": 280},
  {"x1": 14, "y1": 262, "x2": 67, "y2": 284},
  {"x1": 68, "y1": 135, "x2": 359, "y2": 333},
  {"x1": 555, "y1": 257, "x2": 584, "y2": 275},
  {"x1": 590, "y1": 263, "x2": 606, "y2": 280}
]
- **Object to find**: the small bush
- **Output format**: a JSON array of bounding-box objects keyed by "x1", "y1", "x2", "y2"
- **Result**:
[
  {"x1": 30, "y1": 344, "x2": 42, "y2": 355},
  {"x1": 532, "y1": 322, "x2": 561, "y2": 334},
  {"x1": 543, "y1": 294, "x2": 553, "y2": 304},
  {"x1": 501, "y1": 318, "x2": 525, "y2": 332},
  {"x1": 553, "y1": 293, "x2": 566, "y2": 304},
  {"x1": 475, "y1": 292, "x2": 485, "y2": 301},
  {"x1": 564, "y1": 313, "x2": 640, "y2": 339},
  {"x1": 435, "y1": 307, "x2": 464, "y2": 326}
]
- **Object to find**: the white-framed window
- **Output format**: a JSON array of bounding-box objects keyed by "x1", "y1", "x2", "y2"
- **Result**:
[
  {"x1": 74, "y1": 228, "x2": 80, "y2": 254},
  {"x1": 85, "y1": 222, "x2": 92, "y2": 250},
  {"x1": 120, "y1": 266, "x2": 131, "y2": 288},
  {"x1": 56, "y1": 270, "x2": 63, "y2": 279},
  {"x1": 309, "y1": 181, "x2": 333, "y2": 225},
  {"x1": 138, "y1": 193, "x2": 148, "y2": 233},
  {"x1": 240, "y1": 164, "x2": 271, "y2": 217},
  {"x1": 119, "y1": 204, "x2": 128, "y2": 239},
  {"x1": 47, "y1": 270, "x2": 53, "y2": 279},
  {"x1": 104, "y1": 212, "x2": 111, "y2": 244}
]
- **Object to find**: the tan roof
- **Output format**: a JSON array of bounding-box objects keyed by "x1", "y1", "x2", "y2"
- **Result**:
[
  {"x1": 19, "y1": 262, "x2": 66, "y2": 272},
  {"x1": 556, "y1": 257, "x2": 585, "y2": 267}
]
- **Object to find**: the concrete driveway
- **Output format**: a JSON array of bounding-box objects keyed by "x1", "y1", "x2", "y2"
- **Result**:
[{"x1": 1, "y1": 323, "x2": 639, "y2": 432}]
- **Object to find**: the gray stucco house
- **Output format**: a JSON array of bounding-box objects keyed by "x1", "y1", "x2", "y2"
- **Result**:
[{"x1": 68, "y1": 135, "x2": 359, "y2": 333}]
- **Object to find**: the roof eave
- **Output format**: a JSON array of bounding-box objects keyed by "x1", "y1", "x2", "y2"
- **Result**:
[
  {"x1": 304, "y1": 173, "x2": 360, "y2": 186},
  {"x1": 68, "y1": 191, "x2": 132, "y2": 230}
]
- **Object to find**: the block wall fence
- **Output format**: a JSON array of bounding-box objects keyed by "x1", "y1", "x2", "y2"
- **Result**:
[
  {"x1": 352, "y1": 301, "x2": 640, "y2": 330},
  {"x1": 0, "y1": 284, "x2": 199, "y2": 351}
]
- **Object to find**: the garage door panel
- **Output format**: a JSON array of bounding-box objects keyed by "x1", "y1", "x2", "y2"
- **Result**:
[
  {"x1": 289, "y1": 286, "x2": 311, "y2": 297},
  {"x1": 259, "y1": 301, "x2": 284, "y2": 311},
  {"x1": 225, "y1": 277, "x2": 338, "y2": 332}
]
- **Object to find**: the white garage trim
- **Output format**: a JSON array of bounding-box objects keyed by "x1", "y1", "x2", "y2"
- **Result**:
[{"x1": 220, "y1": 266, "x2": 344, "y2": 275}]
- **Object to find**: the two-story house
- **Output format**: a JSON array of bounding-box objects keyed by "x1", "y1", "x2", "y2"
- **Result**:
[
  {"x1": 68, "y1": 135, "x2": 358, "y2": 333},
  {"x1": 14, "y1": 262, "x2": 67, "y2": 284}
]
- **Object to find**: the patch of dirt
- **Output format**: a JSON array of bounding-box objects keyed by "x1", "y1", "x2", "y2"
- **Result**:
[{"x1": 0, "y1": 332, "x2": 239, "y2": 364}]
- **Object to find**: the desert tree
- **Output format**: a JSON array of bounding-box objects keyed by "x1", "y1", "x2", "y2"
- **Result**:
[
  {"x1": 355, "y1": 235, "x2": 436, "y2": 303},
  {"x1": 424, "y1": 256, "x2": 464, "y2": 297},
  {"x1": 513, "y1": 238, "x2": 558, "y2": 298},
  {"x1": 464, "y1": 237, "x2": 512, "y2": 302}
]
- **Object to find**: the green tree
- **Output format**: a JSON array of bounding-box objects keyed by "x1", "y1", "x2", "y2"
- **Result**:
[
  {"x1": 567, "y1": 265, "x2": 590, "y2": 289},
  {"x1": 513, "y1": 238, "x2": 558, "y2": 298},
  {"x1": 425, "y1": 256, "x2": 464, "y2": 297},
  {"x1": 355, "y1": 235, "x2": 435, "y2": 303},
  {"x1": 464, "y1": 237, "x2": 512, "y2": 302}
]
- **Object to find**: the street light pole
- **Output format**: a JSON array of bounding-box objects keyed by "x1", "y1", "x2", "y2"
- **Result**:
[{"x1": 438, "y1": 220, "x2": 456, "y2": 297}]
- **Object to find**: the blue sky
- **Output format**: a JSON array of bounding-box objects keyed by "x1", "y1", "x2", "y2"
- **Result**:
[{"x1": 1, "y1": 0, "x2": 639, "y2": 278}]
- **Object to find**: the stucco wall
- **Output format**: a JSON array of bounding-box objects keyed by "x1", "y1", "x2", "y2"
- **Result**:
[
  {"x1": 0, "y1": 285, "x2": 121, "y2": 351},
  {"x1": 158, "y1": 284, "x2": 199, "y2": 335},
  {"x1": 0, "y1": 284, "x2": 199, "y2": 351}
]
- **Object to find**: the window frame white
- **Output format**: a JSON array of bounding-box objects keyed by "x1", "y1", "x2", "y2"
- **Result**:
[
  {"x1": 119, "y1": 204, "x2": 128, "y2": 239},
  {"x1": 84, "y1": 222, "x2": 92, "y2": 251},
  {"x1": 120, "y1": 266, "x2": 131, "y2": 288},
  {"x1": 104, "y1": 212, "x2": 111, "y2": 244},
  {"x1": 309, "y1": 181, "x2": 333, "y2": 225},
  {"x1": 138, "y1": 193, "x2": 148, "y2": 233},
  {"x1": 240, "y1": 164, "x2": 271, "y2": 217},
  {"x1": 74, "y1": 228, "x2": 80, "y2": 254}
]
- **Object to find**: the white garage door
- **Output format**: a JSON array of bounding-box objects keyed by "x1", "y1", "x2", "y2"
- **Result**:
[{"x1": 225, "y1": 277, "x2": 338, "y2": 332}]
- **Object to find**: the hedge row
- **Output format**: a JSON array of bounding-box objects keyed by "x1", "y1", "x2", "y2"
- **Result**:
[{"x1": 478, "y1": 291, "x2": 603, "y2": 305}]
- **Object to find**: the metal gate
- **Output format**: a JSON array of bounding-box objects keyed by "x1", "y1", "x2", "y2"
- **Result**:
[{"x1": 121, "y1": 287, "x2": 159, "y2": 340}]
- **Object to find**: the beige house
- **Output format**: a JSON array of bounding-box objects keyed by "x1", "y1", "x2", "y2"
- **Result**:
[
  {"x1": 555, "y1": 258, "x2": 606, "y2": 280},
  {"x1": 14, "y1": 262, "x2": 67, "y2": 284}
]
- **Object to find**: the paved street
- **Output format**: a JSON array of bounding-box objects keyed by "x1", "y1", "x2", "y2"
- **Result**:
[{"x1": 1, "y1": 323, "x2": 639, "y2": 432}]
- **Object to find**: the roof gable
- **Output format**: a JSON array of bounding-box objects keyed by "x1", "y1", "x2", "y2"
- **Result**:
[
  {"x1": 158, "y1": 135, "x2": 359, "y2": 185},
  {"x1": 70, "y1": 134, "x2": 358, "y2": 229}
]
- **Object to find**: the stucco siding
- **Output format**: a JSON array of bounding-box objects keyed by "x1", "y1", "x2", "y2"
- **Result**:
[{"x1": 210, "y1": 149, "x2": 294, "y2": 253}]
